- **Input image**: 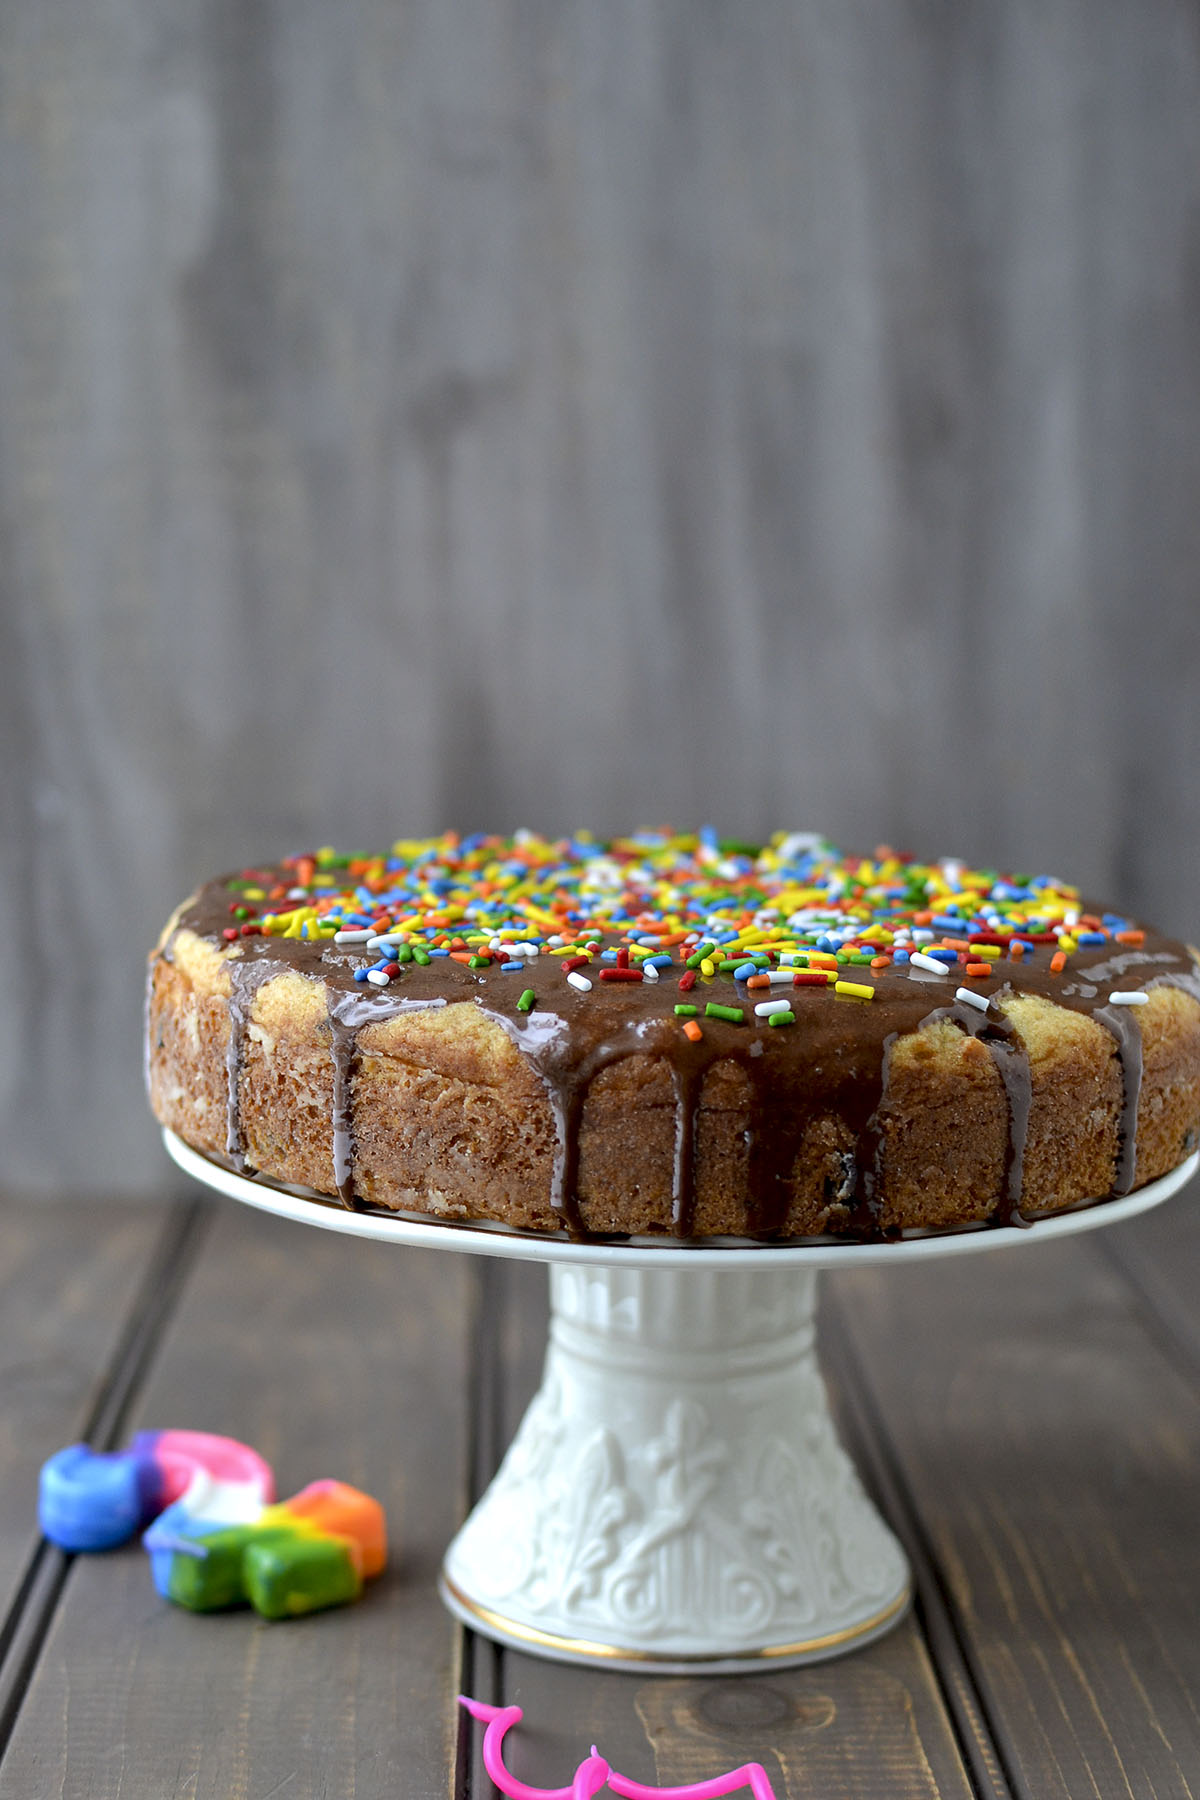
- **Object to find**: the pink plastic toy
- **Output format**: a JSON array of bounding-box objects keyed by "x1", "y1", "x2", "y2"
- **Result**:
[{"x1": 459, "y1": 1698, "x2": 778, "y2": 1800}]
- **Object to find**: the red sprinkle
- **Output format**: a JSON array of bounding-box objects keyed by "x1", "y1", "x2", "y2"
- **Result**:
[
  {"x1": 600, "y1": 967, "x2": 644, "y2": 982},
  {"x1": 616, "y1": 947, "x2": 630, "y2": 968},
  {"x1": 239, "y1": 924, "x2": 262, "y2": 937},
  {"x1": 678, "y1": 969, "x2": 697, "y2": 992},
  {"x1": 222, "y1": 927, "x2": 238, "y2": 942},
  {"x1": 562, "y1": 955, "x2": 590, "y2": 973},
  {"x1": 793, "y1": 971, "x2": 830, "y2": 987}
]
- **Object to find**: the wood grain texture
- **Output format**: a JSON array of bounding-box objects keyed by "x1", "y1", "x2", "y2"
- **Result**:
[
  {"x1": 1, "y1": 0, "x2": 1199, "y2": 1198},
  {"x1": 0, "y1": 1200, "x2": 175, "y2": 1627},
  {"x1": 0, "y1": 1200, "x2": 474, "y2": 1800},
  {"x1": 826, "y1": 1195, "x2": 1200, "y2": 1800}
]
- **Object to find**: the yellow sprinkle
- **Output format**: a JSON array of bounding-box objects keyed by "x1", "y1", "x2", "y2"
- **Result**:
[
  {"x1": 970, "y1": 945, "x2": 1001, "y2": 960},
  {"x1": 700, "y1": 958, "x2": 716, "y2": 976},
  {"x1": 835, "y1": 980, "x2": 874, "y2": 1001}
]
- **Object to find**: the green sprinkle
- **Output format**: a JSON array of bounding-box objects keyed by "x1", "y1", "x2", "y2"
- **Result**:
[
  {"x1": 468, "y1": 955, "x2": 490, "y2": 969},
  {"x1": 674, "y1": 1004, "x2": 699, "y2": 1017},
  {"x1": 685, "y1": 940, "x2": 716, "y2": 969},
  {"x1": 767, "y1": 1009, "x2": 796, "y2": 1027},
  {"x1": 517, "y1": 988, "x2": 536, "y2": 1013},
  {"x1": 395, "y1": 943, "x2": 413, "y2": 963},
  {"x1": 412, "y1": 948, "x2": 431, "y2": 965},
  {"x1": 705, "y1": 1002, "x2": 744, "y2": 1023}
]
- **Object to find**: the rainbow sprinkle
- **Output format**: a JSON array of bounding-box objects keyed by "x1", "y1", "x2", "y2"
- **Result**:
[{"x1": 223, "y1": 830, "x2": 1146, "y2": 1027}]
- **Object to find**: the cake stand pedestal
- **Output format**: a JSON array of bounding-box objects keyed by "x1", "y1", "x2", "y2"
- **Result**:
[{"x1": 163, "y1": 1129, "x2": 1197, "y2": 1675}]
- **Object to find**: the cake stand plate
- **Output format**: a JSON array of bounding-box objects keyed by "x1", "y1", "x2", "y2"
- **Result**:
[{"x1": 164, "y1": 1129, "x2": 1197, "y2": 1674}]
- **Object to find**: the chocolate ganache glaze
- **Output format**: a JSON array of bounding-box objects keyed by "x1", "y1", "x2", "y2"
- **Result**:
[{"x1": 152, "y1": 833, "x2": 1200, "y2": 1241}]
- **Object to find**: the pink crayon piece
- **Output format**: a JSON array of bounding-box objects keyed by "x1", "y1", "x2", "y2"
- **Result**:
[{"x1": 458, "y1": 1698, "x2": 778, "y2": 1800}]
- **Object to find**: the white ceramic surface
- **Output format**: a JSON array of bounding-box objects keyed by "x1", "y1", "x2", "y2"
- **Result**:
[{"x1": 164, "y1": 1130, "x2": 1197, "y2": 1669}]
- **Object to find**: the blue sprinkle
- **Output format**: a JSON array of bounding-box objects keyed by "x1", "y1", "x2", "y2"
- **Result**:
[
  {"x1": 734, "y1": 961, "x2": 758, "y2": 981},
  {"x1": 500, "y1": 960, "x2": 523, "y2": 972},
  {"x1": 353, "y1": 968, "x2": 369, "y2": 983},
  {"x1": 893, "y1": 949, "x2": 911, "y2": 964},
  {"x1": 643, "y1": 954, "x2": 674, "y2": 971},
  {"x1": 1077, "y1": 931, "x2": 1107, "y2": 946},
  {"x1": 600, "y1": 948, "x2": 620, "y2": 963},
  {"x1": 427, "y1": 947, "x2": 450, "y2": 958},
  {"x1": 926, "y1": 948, "x2": 958, "y2": 964}
]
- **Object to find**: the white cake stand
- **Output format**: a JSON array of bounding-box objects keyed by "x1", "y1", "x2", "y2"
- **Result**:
[{"x1": 163, "y1": 1128, "x2": 1197, "y2": 1675}]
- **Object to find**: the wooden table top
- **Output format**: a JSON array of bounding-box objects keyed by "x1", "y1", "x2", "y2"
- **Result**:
[{"x1": 2, "y1": 1176, "x2": 1199, "y2": 1799}]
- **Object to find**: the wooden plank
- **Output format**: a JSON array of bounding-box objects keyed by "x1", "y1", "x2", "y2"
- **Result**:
[
  {"x1": 1100, "y1": 1184, "x2": 1200, "y2": 1377},
  {"x1": 467, "y1": 1260, "x2": 979, "y2": 1800},
  {"x1": 827, "y1": 1226, "x2": 1200, "y2": 1800},
  {"x1": 0, "y1": 1199, "x2": 476, "y2": 1800},
  {"x1": 0, "y1": 1198, "x2": 189, "y2": 1634}
]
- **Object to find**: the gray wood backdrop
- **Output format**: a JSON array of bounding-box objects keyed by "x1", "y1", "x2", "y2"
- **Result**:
[{"x1": 2, "y1": 0, "x2": 1199, "y2": 1199}]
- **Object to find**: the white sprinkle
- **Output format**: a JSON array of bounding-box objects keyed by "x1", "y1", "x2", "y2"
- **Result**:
[
  {"x1": 910, "y1": 952, "x2": 951, "y2": 977},
  {"x1": 766, "y1": 969, "x2": 795, "y2": 985},
  {"x1": 955, "y1": 986, "x2": 991, "y2": 1013},
  {"x1": 366, "y1": 969, "x2": 391, "y2": 987},
  {"x1": 642, "y1": 963, "x2": 660, "y2": 981},
  {"x1": 754, "y1": 999, "x2": 792, "y2": 1017},
  {"x1": 1064, "y1": 910, "x2": 1079, "y2": 928},
  {"x1": 911, "y1": 928, "x2": 935, "y2": 943},
  {"x1": 334, "y1": 929, "x2": 373, "y2": 944},
  {"x1": 567, "y1": 971, "x2": 592, "y2": 992},
  {"x1": 367, "y1": 934, "x2": 399, "y2": 953},
  {"x1": 1108, "y1": 990, "x2": 1149, "y2": 1005}
]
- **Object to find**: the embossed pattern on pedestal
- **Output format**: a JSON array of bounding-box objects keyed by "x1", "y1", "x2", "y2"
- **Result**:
[{"x1": 443, "y1": 1265, "x2": 909, "y2": 1660}]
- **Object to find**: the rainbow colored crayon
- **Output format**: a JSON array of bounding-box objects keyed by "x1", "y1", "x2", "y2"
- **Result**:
[
  {"x1": 39, "y1": 1430, "x2": 274, "y2": 1554},
  {"x1": 145, "y1": 1478, "x2": 387, "y2": 1618},
  {"x1": 39, "y1": 1431, "x2": 386, "y2": 1618}
]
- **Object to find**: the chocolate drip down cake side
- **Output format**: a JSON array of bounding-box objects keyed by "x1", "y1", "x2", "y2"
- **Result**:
[{"x1": 147, "y1": 832, "x2": 1200, "y2": 1241}]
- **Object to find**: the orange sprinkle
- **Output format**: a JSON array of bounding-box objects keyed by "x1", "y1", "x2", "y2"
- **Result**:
[
  {"x1": 870, "y1": 955, "x2": 891, "y2": 970},
  {"x1": 940, "y1": 937, "x2": 971, "y2": 951},
  {"x1": 449, "y1": 950, "x2": 474, "y2": 965},
  {"x1": 682, "y1": 1019, "x2": 703, "y2": 1043},
  {"x1": 1050, "y1": 951, "x2": 1067, "y2": 973},
  {"x1": 746, "y1": 974, "x2": 772, "y2": 990},
  {"x1": 913, "y1": 910, "x2": 933, "y2": 926},
  {"x1": 965, "y1": 961, "x2": 993, "y2": 977},
  {"x1": 1116, "y1": 930, "x2": 1145, "y2": 946},
  {"x1": 1009, "y1": 942, "x2": 1025, "y2": 959}
]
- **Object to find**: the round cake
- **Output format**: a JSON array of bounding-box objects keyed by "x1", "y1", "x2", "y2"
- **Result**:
[{"x1": 146, "y1": 831, "x2": 1200, "y2": 1241}]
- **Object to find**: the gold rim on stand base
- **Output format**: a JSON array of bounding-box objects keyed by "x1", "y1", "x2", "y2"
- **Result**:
[{"x1": 440, "y1": 1572, "x2": 912, "y2": 1672}]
